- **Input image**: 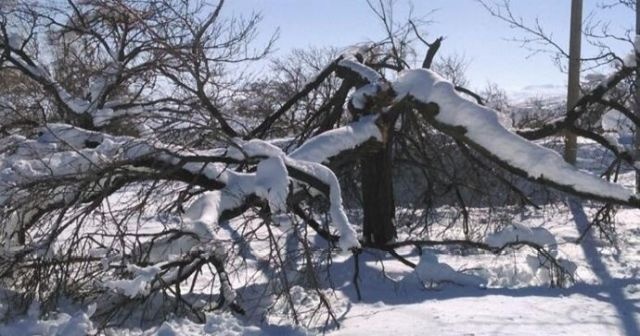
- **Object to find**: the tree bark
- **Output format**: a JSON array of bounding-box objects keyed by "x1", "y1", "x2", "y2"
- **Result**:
[{"x1": 361, "y1": 131, "x2": 396, "y2": 246}]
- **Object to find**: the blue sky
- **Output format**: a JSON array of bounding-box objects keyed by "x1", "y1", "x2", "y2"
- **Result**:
[{"x1": 225, "y1": 1, "x2": 634, "y2": 92}]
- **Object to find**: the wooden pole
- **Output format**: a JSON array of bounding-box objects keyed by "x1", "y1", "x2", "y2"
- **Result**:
[{"x1": 563, "y1": 0, "x2": 583, "y2": 165}]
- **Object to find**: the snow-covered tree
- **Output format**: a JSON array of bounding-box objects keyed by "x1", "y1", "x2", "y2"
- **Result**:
[{"x1": 1, "y1": 0, "x2": 639, "y2": 330}]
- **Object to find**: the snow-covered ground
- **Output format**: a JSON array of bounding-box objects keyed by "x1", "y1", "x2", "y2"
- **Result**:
[
  {"x1": 6, "y1": 195, "x2": 638, "y2": 336},
  {"x1": 332, "y1": 204, "x2": 640, "y2": 336},
  {"x1": 2, "y1": 136, "x2": 639, "y2": 334},
  {"x1": 331, "y1": 139, "x2": 640, "y2": 336}
]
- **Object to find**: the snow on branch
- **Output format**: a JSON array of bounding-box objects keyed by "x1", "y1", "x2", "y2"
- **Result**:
[
  {"x1": 227, "y1": 136, "x2": 365, "y2": 250},
  {"x1": 389, "y1": 68, "x2": 638, "y2": 206},
  {"x1": 337, "y1": 43, "x2": 382, "y2": 84},
  {"x1": 289, "y1": 115, "x2": 382, "y2": 163},
  {"x1": 0, "y1": 34, "x2": 149, "y2": 129},
  {"x1": 255, "y1": 156, "x2": 289, "y2": 213},
  {"x1": 285, "y1": 159, "x2": 359, "y2": 250},
  {"x1": 332, "y1": 54, "x2": 638, "y2": 207},
  {"x1": 337, "y1": 59, "x2": 382, "y2": 84},
  {"x1": 0, "y1": 124, "x2": 230, "y2": 201},
  {"x1": 485, "y1": 224, "x2": 557, "y2": 254},
  {"x1": 1, "y1": 116, "x2": 379, "y2": 252},
  {"x1": 104, "y1": 263, "x2": 164, "y2": 298}
]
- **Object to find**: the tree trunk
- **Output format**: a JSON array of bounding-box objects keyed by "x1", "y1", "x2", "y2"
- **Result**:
[
  {"x1": 361, "y1": 133, "x2": 396, "y2": 246},
  {"x1": 563, "y1": 0, "x2": 582, "y2": 165}
]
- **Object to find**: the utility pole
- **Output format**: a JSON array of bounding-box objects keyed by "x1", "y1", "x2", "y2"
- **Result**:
[{"x1": 564, "y1": 0, "x2": 582, "y2": 165}]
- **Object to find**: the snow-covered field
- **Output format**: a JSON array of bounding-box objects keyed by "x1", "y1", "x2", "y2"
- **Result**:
[{"x1": 4, "y1": 198, "x2": 639, "y2": 336}]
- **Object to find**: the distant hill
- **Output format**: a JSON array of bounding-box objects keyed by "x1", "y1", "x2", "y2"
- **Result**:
[{"x1": 503, "y1": 84, "x2": 566, "y2": 129}]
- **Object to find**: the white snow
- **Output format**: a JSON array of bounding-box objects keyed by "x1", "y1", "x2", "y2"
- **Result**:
[
  {"x1": 338, "y1": 59, "x2": 382, "y2": 83},
  {"x1": 602, "y1": 109, "x2": 635, "y2": 142},
  {"x1": 1, "y1": 122, "x2": 363, "y2": 252},
  {"x1": 332, "y1": 293, "x2": 627, "y2": 336},
  {"x1": 600, "y1": 109, "x2": 635, "y2": 154},
  {"x1": 138, "y1": 314, "x2": 264, "y2": 336},
  {"x1": 7, "y1": 60, "x2": 640, "y2": 336},
  {"x1": 350, "y1": 83, "x2": 380, "y2": 109},
  {"x1": 56, "y1": 84, "x2": 92, "y2": 115},
  {"x1": 255, "y1": 156, "x2": 289, "y2": 213},
  {"x1": 414, "y1": 250, "x2": 487, "y2": 287},
  {"x1": 104, "y1": 263, "x2": 164, "y2": 298},
  {"x1": 0, "y1": 305, "x2": 300, "y2": 336},
  {"x1": 602, "y1": 110, "x2": 632, "y2": 133},
  {"x1": 285, "y1": 159, "x2": 359, "y2": 250},
  {"x1": 392, "y1": 68, "x2": 636, "y2": 203},
  {"x1": 226, "y1": 136, "x2": 365, "y2": 250},
  {"x1": 485, "y1": 223, "x2": 557, "y2": 252},
  {"x1": 226, "y1": 138, "x2": 285, "y2": 160},
  {"x1": 330, "y1": 200, "x2": 640, "y2": 336},
  {"x1": 290, "y1": 115, "x2": 382, "y2": 163},
  {"x1": 3, "y1": 141, "x2": 640, "y2": 335},
  {"x1": 5, "y1": 45, "x2": 126, "y2": 128},
  {"x1": 91, "y1": 108, "x2": 115, "y2": 127},
  {"x1": 105, "y1": 311, "x2": 309, "y2": 336},
  {"x1": 0, "y1": 304, "x2": 96, "y2": 336},
  {"x1": 144, "y1": 188, "x2": 243, "y2": 263},
  {"x1": 37, "y1": 123, "x2": 105, "y2": 148}
]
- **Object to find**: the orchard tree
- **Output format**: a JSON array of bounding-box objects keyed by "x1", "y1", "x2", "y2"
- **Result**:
[{"x1": 1, "y1": 0, "x2": 639, "y2": 329}]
